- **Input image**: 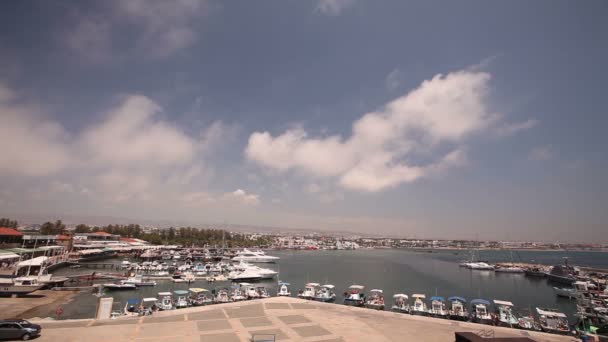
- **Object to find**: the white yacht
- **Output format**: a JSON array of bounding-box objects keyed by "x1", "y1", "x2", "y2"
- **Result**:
[
  {"x1": 233, "y1": 261, "x2": 278, "y2": 279},
  {"x1": 228, "y1": 269, "x2": 264, "y2": 282},
  {"x1": 468, "y1": 262, "x2": 495, "y2": 271},
  {"x1": 232, "y1": 249, "x2": 280, "y2": 263},
  {"x1": 0, "y1": 276, "x2": 43, "y2": 296},
  {"x1": 121, "y1": 275, "x2": 157, "y2": 287},
  {"x1": 448, "y1": 296, "x2": 468, "y2": 320},
  {"x1": 215, "y1": 289, "x2": 231, "y2": 303},
  {"x1": 298, "y1": 282, "x2": 319, "y2": 300}
]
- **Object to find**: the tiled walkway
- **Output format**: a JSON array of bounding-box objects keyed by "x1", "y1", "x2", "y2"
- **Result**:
[{"x1": 34, "y1": 297, "x2": 576, "y2": 342}]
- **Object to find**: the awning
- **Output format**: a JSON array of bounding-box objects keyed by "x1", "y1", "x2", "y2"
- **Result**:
[
  {"x1": 0, "y1": 253, "x2": 20, "y2": 260},
  {"x1": 412, "y1": 294, "x2": 426, "y2": 298},
  {"x1": 349, "y1": 285, "x2": 365, "y2": 290},
  {"x1": 471, "y1": 299, "x2": 491, "y2": 306},
  {"x1": 493, "y1": 300, "x2": 513, "y2": 306},
  {"x1": 536, "y1": 308, "x2": 567, "y2": 318},
  {"x1": 448, "y1": 296, "x2": 467, "y2": 303},
  {"x1": 17, "y1": 256, "x2": 49, "y2": 267},
  {"x1": 430, "y1": 296, "x2": 445, "y2": 302},
  {"x1": 305, "y1": 283, "x2": 320, "y2": 287},
  {"x1": 393, "y1": 294, "x2": 408, "y2": 299},
  {"x1": 322, "y1": 284, "x2": 335, "y2": 289}
]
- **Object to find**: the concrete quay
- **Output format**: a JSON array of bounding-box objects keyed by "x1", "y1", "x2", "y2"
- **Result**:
[{"x1": 33, "y1": 297, "x2": 577, "y2": 342}]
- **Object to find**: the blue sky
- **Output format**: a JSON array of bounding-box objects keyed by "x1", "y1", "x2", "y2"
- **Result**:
[{"x1": 0, "y1": 0, "x2": 607, "y2": 241}]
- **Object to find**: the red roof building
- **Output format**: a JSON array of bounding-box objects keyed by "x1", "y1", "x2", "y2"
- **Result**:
[{"x1": 0, "y1": 227, "x2": 23, "y2": 236}]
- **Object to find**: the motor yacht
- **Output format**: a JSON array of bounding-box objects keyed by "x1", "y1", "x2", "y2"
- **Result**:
[
  {"x1": 391, "y1": 294, "x2": 409, "y2": 313},
  {"x1": 314, "y1": 284, "x2": 336, "y2": 302},
  {"x1": 103, "y1": 283, "x2": 137, "y2": 291},
  {"x1": 468, "y1": 262, "x2": 495, "y2": 271},
  {"x1": 298, "y1": 283, "x2": 319, "y2": 300},
  {"x1": 365, "y1": 289, "x2": 385, "y2": 310},
  {"x1": 232, "y1": 249, "x2": 280, "y2": 263},
  {"x1": 411, "y1": 294, "x2": 428, "y2": 315},
  {"x1": 343, "y1": 285, "x2": 366, "y2": 307},
  {"x1": 553, "y1": 286, "x2": 576, "y2": 299},
  {"x1": 228, "y1": 269, "x2": 263, "y2": 282}
]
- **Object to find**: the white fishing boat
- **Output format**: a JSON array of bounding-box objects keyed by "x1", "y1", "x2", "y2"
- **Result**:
[
  {"x1": 215, "y1": 288, "x2": 231, "y2": 303},
  {"x1": 158, "y1": 292, "x2": 173, "y2": 310},
  {"x1": 140, "y1": 298, "x2": 158, "y2": 316},
  {"x1": 121, "y1": 275, "x2": 157, "y2": 287},
  {"x1": 429, "y1": 296, "x2": 448, "y2": 318},
  {"x1": 277, "y1": 282, "x2": 291, "y2": 297},
  {"x1": 392, "y1": 294, "x2": 409, "y2": 313},
  {"x1": 174, "y1": 290, "x2": 189, "y2": 308},
  {"x1": 471, "y1": 299, "x2": 493, "y2": 324},
  {"x1": 536, "y1": 308, "x2": 570, "y2": 334},
  {"x1": 230, "y1": 287, "x2": 247, "y2": 301},
  {"x1": 448, "y1": 296, "x2": 468, "y2": 320},
  {"x1": 411, "y1": 294, "x2": 428, "y2": 316},
  {"x1": 189, "y1": 288, "x2": 213, "y2": 306},
  {"x1": 256, "y1": 286, "x2": 270, "y2": 299},
  {"x1": 494, "y1": 300, "x2": 519, "y2": 327},
  {"x1": 344, "y1": 285, "x2": 366, "y2": 307},
  {"x1": 298, "y1": 283, "x2": 319, "y2": 300},
  {"x1": 0, "y1": 276, "x2": 43, "y2": 296},
  {"x1": 365, "y1": 289, "x2": 385, "y2": 310},
  {"x1": 468, "y1": 262, "x2": 495, "y2": 271},
  {"x1": 244, "y1": 284, "x2": 260, "y2": 299},
  {"x1": 232, "y1": 249, "x2": 280, "y2": 263},
  {"x1": 120, "y1": 260, "x2": 131, "y2": 269},
  {"x1": 314, "y1": 284, "x2": 336, "y2": 302}
]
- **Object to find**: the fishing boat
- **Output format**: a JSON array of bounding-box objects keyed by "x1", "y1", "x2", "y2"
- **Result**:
[
  {"x1": 243, "y1": 284, "x2": 260, "y2": 299},
  {"x1": 215, "y1": 288, "x2": 231, "y2": 303},
  {"x1": 411, "y1": 294, "x2": 428, "y2": 316},
  {"x1": 121, "y1": 275, "x2": 157, "y2": 287},
  {"x1": 494, "y1": 300, "x2": 519, "y2": 327},
  {"x1": 448, "y1": 296, "x2": 468, "y2": 321},
  {"x1": 553, "y1": 287, "x2": 576, "y2": 299},
  {"x1": 230, "y1": 287, "x2": 247, "y2": 301},
  {"x1": 232, "y1": 249, "x2": 280, "y2": 263},
  {"x1": 189, "y1": 288, "x2": 213, "y2": 306},
  {"x1": 365, "y1": 289, "x2": 385, "y2": 310},
  {"x1": 536, "y1": 308, "x2": 570, "y2": 334},
  {"x1": 391, "y1": 294, "x2": 409, "y2": 314},
  {"x1": 343, "y1": 285, "x2": 366, "y2": 307},
  {"x1": 518, "y1": 312, "x2": 541, "y2": 331},
  {"x1": 103, "y1": 283, "x2": 137, "y2": 291},
  {"x1": 277, "y1": 282, "x2": 291, "y2": 297},
  {"x1": 524, "y1": 267, "x2": 546, "y2": 278},
  {"x1": 174, "y1": 290, "x2": 189, "y2": 308},
  {"x1": 140, "y1": 298, "x2": 158, "y2": 316},
  {"x1": 0, "y1": 276, "x2": 44, "y2": 296},
  {"x1": 298, "y1": 283, "x2": 319, "y2": 300},
  {"x1": 470, "y1": 299, "x2": 493, "y2": 324},
  {"x1": 314, "y1": 284, "x2": 336, "y2": 302},
  {"x1": 123, "y1": 298, "x2": 141, "y2": 317},
  {"x1": 158, "y1": 292, "x2": 173, "y2": 310},
  {"x1": 256, "y1": 287, "x2": 270, "y2": 299},
  {"x1": 428, "y1": 296, "x2": 448, "y2": 318}
]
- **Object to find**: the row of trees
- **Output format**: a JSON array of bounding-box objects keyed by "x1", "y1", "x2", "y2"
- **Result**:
[
  {"x1": 0, "y1": 218, "x2": 18, "y2": 228},
  {"x1": 40, "y1": 221, "x2": 273, "y2": 248}
]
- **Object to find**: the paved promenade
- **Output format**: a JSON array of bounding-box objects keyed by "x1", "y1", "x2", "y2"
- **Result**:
[{"x1": 33, "y1": 297, "x2": 577, "y2": 342}]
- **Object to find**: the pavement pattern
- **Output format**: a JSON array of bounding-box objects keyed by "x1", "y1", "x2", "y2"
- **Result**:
[{"x1": 33, "y1": 297, "x2": 578, "y2": 342}]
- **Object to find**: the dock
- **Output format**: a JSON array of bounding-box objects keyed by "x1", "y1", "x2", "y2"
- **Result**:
[{"x1": 32, "y1": 297, "x2": 575, "y2": 342}]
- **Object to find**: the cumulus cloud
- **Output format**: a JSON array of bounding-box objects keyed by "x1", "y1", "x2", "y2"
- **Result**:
[
  {"x1": 315, "y1": 0, "x2": 356, "y2": 16},
  {"x1": 0, "y1": 83, "x2": 72, "y2": 176},
  {"x1": 529, "y1": 145, "x2": 553, "y2": 161},
  {"x1": 63, "y1": 0, "x2": 208, "y2": 62},
  {"x1": 246, "y1": 69, "x2": 496, "y2": 192}
]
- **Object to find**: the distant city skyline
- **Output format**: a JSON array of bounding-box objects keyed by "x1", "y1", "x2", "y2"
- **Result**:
[{"x1": 1, "y1": 1, "x2": 607, "y2": 242}]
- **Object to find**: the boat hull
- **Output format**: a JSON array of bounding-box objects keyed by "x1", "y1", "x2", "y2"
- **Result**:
[
  {"x1": 392, "y1": 307, "x2": 410, "y2": 314},
  {"x1": 0, "y1": 285, "x2": 43, "y2": 296},
  {"x1": 365, "y1": 304, "x2": 385, "y2": 310},
  {"x1": 343, "y1": 299, "x2": 364, "y2": 307},
  {"x1": 313, "y1": 297, "x2": 335, "y2": 303},
  {"x1": 547, "y1": 274, "x2": 576, "y2": 285}
]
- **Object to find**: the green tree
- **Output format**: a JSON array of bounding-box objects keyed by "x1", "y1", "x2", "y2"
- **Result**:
[
  {"x1": 74, "y1": 224, "x2": 91, "y2": 233},
  {"x1": 0, "y1": 218, "x2": 18, "y2": 228}
]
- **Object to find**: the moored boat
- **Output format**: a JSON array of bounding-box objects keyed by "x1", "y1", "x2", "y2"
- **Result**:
[
  {"x1": 494, "y1": 300, "x2": 519, "y2": 327},
  {"x1": 174, "y1": 290, "x2": 189, "y2": 308},
  {"x1": 536, "y1": 308, "x2": 571, "y2": 334},
  {"x1": 0, "y1": 276, "x2": 44, "y2": 296},
  {"x1": 158, "y1": 292, "x2": 173, "y2": 310},
  {"x1": 428, "y1": 296, "x2": 448, "y2": 318},
  {"x1": 411, "y1": 294, "x2": 428, "y2": 316},
  {"x1": 392, "y1": 294, "x2": 409, "y2": 314},
  {"x1": 365, "y1": 289, "x2": 385, "y2": 310},
  {"x1": 277, "y1": 282, "x2": 291, "y2": 297},
  {"x1": 121, "y1": 275, "x2": 157, "y2": 287},
  {"x1": 189, "y1": 288, "x2": 213, "y2": 306},
  {"x1": 553, "y1": 286, "x2": 576, "y2": 299},
  {"x1": 314, "y1": 284, "x2": 336, "y2": 302},
  {"x1": 343, "y1": 285, "x2": 366, "y2": 307},
  {"x1": 103, "y1": 283, "x2": 137, "y2": 291},
  {"x1": 123, "y1": 298, "x2": 141, "y2": 317},
  {"x1": 232, "y1": 249, "x2": 280, "y2": 263},
  {"x1": 524, "y1": 267, "x2": 546, "y2": 278},
  {"x1": 298, "y1": 283, "x2": 319, "y2": 300},
  {"x1": 448, "y1": 296, "x2": 468, "y2": 320},
  {"x1": 215, "y1": 288, "x2": 231, "y2": 303},
  {"x1": 471, "y1": 299, "x2": 493, "y2": 324}
]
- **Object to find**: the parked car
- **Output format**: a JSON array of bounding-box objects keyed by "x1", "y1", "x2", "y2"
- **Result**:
[{"x1": 0, "y1": 320, "x2": 41, "y2": 340}]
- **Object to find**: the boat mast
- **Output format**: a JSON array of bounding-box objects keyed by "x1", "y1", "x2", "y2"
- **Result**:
[{"x1": 26, "y1": 236, "x2": 38, "y2": 277}]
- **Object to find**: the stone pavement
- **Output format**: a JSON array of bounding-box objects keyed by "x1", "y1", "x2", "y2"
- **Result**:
[{"x1": 33, "y1": 297, "x2": 577, "y2": 342}]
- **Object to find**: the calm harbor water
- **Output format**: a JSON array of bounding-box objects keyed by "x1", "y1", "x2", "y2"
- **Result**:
[{"x1": 51, "y1": 249, "x2": 608, "y2": 321}]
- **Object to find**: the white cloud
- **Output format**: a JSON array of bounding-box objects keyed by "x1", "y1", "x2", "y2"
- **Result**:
[
  {"x1": 497, "y1": 118, "x2": 538, "y2": 137},
  {"x1": 315, "y1": 0, "x2": 356, "y2": 16},
  {"x1": 0, "y1": 83, "x2": 72, "y2": 176},
  {"x1": 385, "y1": 68, "x2": 402, "y2": 91},
  {"x1": 223, "y1": 189, "x2": 260, "y2": 206},
  {"x1": 529, "y1": 145, "x2": 553, "y2": 161},
  {"x1": 246, "y1": 68, "x2": 496, "y2": 192}
]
